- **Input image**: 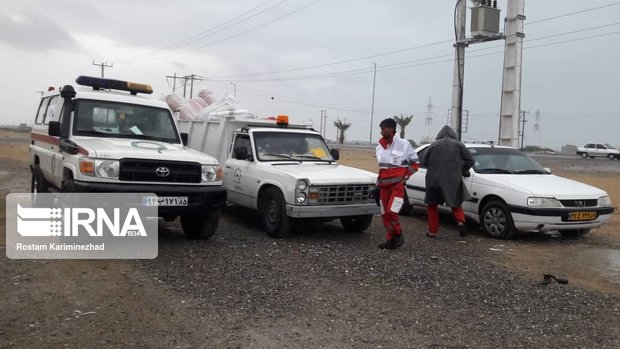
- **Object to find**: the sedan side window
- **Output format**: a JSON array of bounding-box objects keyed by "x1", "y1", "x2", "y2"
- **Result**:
[{"x1": 597, "y1": 144, "x2": 606, "y2": 150}]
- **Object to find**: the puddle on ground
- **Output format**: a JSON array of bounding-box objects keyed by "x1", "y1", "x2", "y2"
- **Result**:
[{"x1": 574, "y1": 248, "x2": 620, "y2": 285}]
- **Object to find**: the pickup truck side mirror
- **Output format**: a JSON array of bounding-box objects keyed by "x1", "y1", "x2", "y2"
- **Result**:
[
  {"x1": 180, "y1": 133, "x2": 188, "y2": 146},
  {"x1": 234, "y1": 146, "x2": 252, "y2": 161},
  {"x1": 48, "y1": 121, "x2": 61, "y2": 137},
  {"x1": 330, "y1": 148, "x2": 340, "y2": 161}
]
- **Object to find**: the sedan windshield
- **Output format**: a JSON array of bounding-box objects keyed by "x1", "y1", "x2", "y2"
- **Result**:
[
  {"x1": 72, "y1": 99, "x2": 180, "y2": 143},
  {"x1": 469, "y1": 147, "x2": 548, "y2": 174},
  {"x1": 253, "y1": 131, "x2": 334, "y2": 162}
]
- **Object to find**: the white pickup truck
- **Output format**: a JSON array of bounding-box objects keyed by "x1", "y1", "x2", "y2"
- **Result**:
[
  {"x1": 576, "y1": 143, "x2": 620, "y2": 159},
  {"x1": 177, "y1": 112, "x2": 379, "y2": 238}
]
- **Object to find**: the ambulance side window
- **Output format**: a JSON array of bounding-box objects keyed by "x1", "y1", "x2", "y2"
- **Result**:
[
  {"x1": 43, "y1": 96, "x2": 60, "y2": 124},
  {"x1": 35, "y1": 98, "x2": 50, "y2": 125}
]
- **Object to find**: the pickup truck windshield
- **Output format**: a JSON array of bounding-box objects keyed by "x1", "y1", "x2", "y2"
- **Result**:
[
  {"x1": 254, "y1": 132, "x2": 334, "y2": 162},
  {"x1": 469, "y1": 147, "x2": 548, "y2": 174},
  {"x1": 72, "y1": 99, "x2": 180, "y2": 143}
]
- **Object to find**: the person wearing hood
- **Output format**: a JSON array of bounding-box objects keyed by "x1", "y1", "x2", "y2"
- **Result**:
[
  {"x1": 375, "y1": 118, "x2": 419, "y2": 249},
  {"x1": 422, "y1": 125, "x2": 475, "y2": 238}
]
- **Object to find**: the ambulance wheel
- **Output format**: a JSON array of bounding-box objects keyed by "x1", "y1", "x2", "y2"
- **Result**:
[
  {"x1": 31, "y1": 166, "x2": 49, "y2": 201},
  {"x1": 340, "y1": 214, "x2": 373, "y2": 233},
  {"x1": 259, "y1": 187, "x2": 293, "y2": 238},
  {"x1": 181, "y1": 210, "x2": 220, "y2": 240}
]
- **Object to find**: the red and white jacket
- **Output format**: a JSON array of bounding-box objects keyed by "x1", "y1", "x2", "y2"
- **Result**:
[{"x1": 375, "y1": 135, "x2": 419, "y2": 186}]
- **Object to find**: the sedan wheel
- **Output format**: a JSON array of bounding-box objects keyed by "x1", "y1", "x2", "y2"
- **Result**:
[{"x1": 480, "y1": 200, "x2": 516, "y2": 239}]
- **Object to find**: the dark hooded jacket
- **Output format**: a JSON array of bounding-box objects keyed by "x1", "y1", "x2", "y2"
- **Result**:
[{"x1": 422, "y1": 125, "x2": 475, "y2": 207}]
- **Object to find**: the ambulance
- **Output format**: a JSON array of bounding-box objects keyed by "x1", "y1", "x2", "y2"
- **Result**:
[{"x1": 29, "y1": 76, "x2": 226, "y2": 239}]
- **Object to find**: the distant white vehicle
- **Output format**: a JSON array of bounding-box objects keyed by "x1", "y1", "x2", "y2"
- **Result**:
[
  {"x1": 576, "y1": 143, "x2": 620, "y2": 159},
  {"x1": 404, "y1": 144, "x2": 614, "y2": 239}
]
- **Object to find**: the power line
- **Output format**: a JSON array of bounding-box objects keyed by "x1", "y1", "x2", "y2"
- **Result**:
[
  {"x1": 209, "y1": 26, "x2": 620, "y2": 82},
  {"x1": 119, "y1": 0, "x2": 287, "y2": 62},
  {"x1": 128, "y1": 0, "x2": 322, "y2": 64},
  {"x1": 205, "y1": 3, "x2": 620, "y2": 80}
]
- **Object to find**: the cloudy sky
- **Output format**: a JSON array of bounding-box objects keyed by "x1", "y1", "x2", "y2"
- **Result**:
[{"x1": 0, "y1": 0, "x2": 618, "y2": 149}]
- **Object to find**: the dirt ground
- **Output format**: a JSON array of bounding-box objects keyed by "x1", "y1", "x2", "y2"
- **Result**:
[{"x1": 1, "y1": 128, "x2": 619, "y2": 348}]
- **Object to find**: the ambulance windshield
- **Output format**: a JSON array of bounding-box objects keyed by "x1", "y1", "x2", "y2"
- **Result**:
[{"x1": 72, "y1": 99, "x2": 180, "y2": 143}]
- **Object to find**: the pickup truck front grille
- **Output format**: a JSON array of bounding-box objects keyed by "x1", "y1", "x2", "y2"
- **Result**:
[
  {"x1": 314, "y1": 185, "x2": 374, "y2": 205},
  {"x1": 559, "y1": 199, "x2": 598, "y2": 208},
  {"x1": 119, "y1": 158, "x2": 201, "y2": 183}
]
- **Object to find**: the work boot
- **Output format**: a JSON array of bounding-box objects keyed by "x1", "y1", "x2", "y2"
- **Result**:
[
  {"x1": 394, "y1": 234, "x2": 405, "y2": 248},
  {"x1": 378, "y1": 239, "x2": 396, "y2": 250},
  {"x1": 457, "y1": 222, "x2": 467, "y2": 237}
]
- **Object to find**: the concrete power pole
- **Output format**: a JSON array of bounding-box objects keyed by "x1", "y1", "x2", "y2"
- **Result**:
[
  {"x1": 450, "y1": 0, "x2": 467, "y2": 141},
  {"x1": 498, "y1": 0, "x2": 526, "y2": 147},
  {"x1": 92, "y1": 61, "x2": 113, "y2": 78},
  {"x1": 519, "y1": 110, "x2": 529, "y2": 149},
  {"x1": 424, "y1": 97, "x2": 434, "y2": 142}
]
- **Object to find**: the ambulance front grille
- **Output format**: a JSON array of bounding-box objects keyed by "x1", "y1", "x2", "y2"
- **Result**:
[
  {"x1": 315, "y1": 185, "x2": 374, "y2": 205},
  {"x1": 119, "y1": 158, "x2": 202, "y2": 183}
]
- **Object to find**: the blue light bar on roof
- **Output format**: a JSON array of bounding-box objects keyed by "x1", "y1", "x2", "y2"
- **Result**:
[{"x1": 75, "y1": 76, "x2": 153, "y2": 95}]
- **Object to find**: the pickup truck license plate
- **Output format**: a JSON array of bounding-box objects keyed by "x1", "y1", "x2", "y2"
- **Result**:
[
  {"x1": 144, "y1": 196, "x2": 188, "y2": 207},
  {"x1": 567, "y1": 211, "x2": 596, "y2": 221}
]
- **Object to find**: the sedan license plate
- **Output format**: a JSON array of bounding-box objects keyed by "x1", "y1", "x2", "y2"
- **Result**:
[
  {"x1": 144, "y1": 196, "x2": 188, "y2": 207},
  {"x1": 567, "y1": 211, "x2": 596, "y2": 221}
]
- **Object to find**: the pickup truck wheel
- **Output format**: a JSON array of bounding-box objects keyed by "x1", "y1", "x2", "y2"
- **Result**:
[
  {"x1": 340, "y1": 214, "x2": 373, "y2": 233},
  {"x1": 398, "y1": 190, "x2": 413, "y2": 216},
  {"x1": 480, "y1": 200, "x2": 516, "y2": 240},
  {"x1": 259, "y1": 187, "x2": 293, "y2": 238},
  {"x1": 61, "y1": 179, "x2": 76, "y2": 192},
  {"x1": 560, "y1": 229, "x2": 590, "y2": 238},
  {"x1": 181, "y1": 210, "x2": 220, "y2": 240},
  {"x1": 579, "y1": 152, "x2": 588, "y2": 158}
]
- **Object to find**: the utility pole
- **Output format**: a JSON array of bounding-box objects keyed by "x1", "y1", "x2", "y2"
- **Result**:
[
  {"x1": 92, "y1": 61, "x2": 113, "y2": 78},
  {"x1": 533, "y1": 108, "x2": 541, "y2": 146},
  {"x1": 498, "y1": 0, "x2": 526, "y2": 147},
  {"x1": 450, "y1": 0, "x2": 466, "y2": 141},
  {"x1": 425, "y1": 97, "x2": 434, "y2": 142},
  {"x1": 519, "y1": 110, "x2": 529, "y2": 149},
  {"x1": 230, "y1": 82, "x2": 237, "y2": 97},
  {"x1": 369, "y1": 62, "x2": 377, "y2": 144}
]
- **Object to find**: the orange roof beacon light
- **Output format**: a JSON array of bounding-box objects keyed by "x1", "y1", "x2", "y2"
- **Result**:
[{"x1": 276, "y1": 115, "x2": 289, "y2": 127}]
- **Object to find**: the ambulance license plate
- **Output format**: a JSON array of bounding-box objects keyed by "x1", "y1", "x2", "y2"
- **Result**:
[{"x1": 144, "y1": 196, "x2": 188, "y2": 207}]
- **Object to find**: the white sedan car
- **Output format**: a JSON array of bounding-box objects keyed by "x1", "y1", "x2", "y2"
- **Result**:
[{"x1": 404, "y1": 144, "x2": 615, "y2": 239}]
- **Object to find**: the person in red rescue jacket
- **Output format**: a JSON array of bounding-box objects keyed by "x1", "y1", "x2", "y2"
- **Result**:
[{"x1": 375, "y1": 118, "x2": 419, "y2": 249}]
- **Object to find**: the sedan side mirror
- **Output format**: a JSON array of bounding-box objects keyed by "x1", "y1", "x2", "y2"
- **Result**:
[
  {"x1": 544, "y1": 167, "x2": 551, "y2": 174},
  {"x1": 330, "y1": 148, "x2": 340, "y2": 161}
]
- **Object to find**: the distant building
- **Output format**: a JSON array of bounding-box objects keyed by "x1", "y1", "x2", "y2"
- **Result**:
[{"x1": 561, "y1": 145, "x2": 577, "y2": 155}]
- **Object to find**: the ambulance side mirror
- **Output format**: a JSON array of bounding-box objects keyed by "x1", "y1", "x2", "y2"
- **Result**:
[
  {"x1": 330, "y1": 148, "x2": 340, "y2": 160},
  {"x1": 180, "y1": 133, "x2": 188, "y2": 146},
  {"x1": 48, "y1": 121, "x2": 61, "y2": 137}
]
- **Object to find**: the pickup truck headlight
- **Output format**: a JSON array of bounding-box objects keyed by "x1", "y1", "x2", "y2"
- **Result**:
[
  {"x1": 598, "y1": 195, "x2": 612, "y2": 207},
  {"x1": 296, "y1": 192, "x2": 307, "y2": 203},
  {"x1": 95, "y1": 160, "x2": 119, "y2": 178},
  {"x1": 296, "y1": 179, "x2": 308, "y2": 191},
  {"x1": 201, "y1": 165, "x2": 219, "y2": 182},
  {"x1": 527, "y1": 197, "x2": 562, "y2": 207}
]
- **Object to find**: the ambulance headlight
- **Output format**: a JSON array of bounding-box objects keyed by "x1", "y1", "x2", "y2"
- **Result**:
[
  {"x1": 95, "y1": 160, "x2": 119, "y2": 178},
  {"x1": 296, "y1": 192, "x2": 307, "y2": 204},
  {"x1": 201, "y1": 165, "x2": 218, "y2": 182}
]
